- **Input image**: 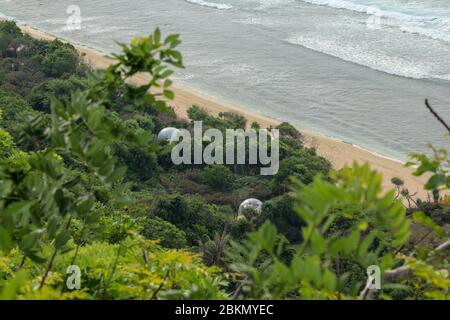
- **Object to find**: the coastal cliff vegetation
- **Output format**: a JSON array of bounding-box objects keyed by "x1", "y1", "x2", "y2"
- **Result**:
[{"x1": 0, "y1": 21, "x2": 448, "y2": 300}]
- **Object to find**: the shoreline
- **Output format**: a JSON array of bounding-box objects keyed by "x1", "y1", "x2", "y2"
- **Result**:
[
  {"x1": 11, "y1": 20, "x2": 430, "y2": 198},
  {"x1": 169, "y1": 82, "x2": 409, "y2": 166}
]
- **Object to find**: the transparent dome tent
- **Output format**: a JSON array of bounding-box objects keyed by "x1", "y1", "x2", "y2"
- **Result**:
[
  {"x1": 157, "y1": 127, "x2": 180, "y2": 144},
  {"x1": 238, "y1": 198, "x2": 263, "y2": 216}
]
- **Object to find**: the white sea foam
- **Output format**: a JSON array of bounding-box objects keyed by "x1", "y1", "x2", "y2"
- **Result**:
[
  {"x1": 298, "y1": 0, "x2": 450, "y2": 43},
  {"x1": 173, "y1": 73, "x2": 196, "y2": 80},
  {"x1": 185, "y1": 0, "x2": 232, "y2": 10},
  {"x1": 60, "y1": 24, "x2": 123, "y2": 35},
  {"x1": 44, "y1": 16, "x2": 105, "y2": 25},
  {"x1": 254, "y1": 0, "x2": 295, "y2": 10},
  {"x1": 299, "y1": 0, "x2": 435, "y2": 21},
  {"x1": 399, "y1": 23, "x2": 450, "y2": 44},
  {"x1": 435, "y1": 74, "x2": 450, "y2": 82},
  {"x1": 286, "y1": 35, "x2": 437, "y2": 80}
]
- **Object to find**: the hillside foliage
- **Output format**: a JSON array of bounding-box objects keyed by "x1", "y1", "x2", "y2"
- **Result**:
[{"x1": 0, "y1": 21, "x2": 448, "y2": 300}]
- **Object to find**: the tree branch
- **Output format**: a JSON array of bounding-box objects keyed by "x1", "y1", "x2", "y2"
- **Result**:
[
  {"x1": 384, "y1": 267, "x2": 414, "y2": 283},
  {"x1": 425, "y1": 99, "x2": 450, "y2": 133},
  {"x1": 359, "y1": 239, "x2": 450, "y2": 299},
  {"x1": 435, "y1": 240, "x2": 450, "y2": 252}
]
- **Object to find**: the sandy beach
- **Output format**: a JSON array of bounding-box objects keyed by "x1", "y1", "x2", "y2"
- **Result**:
[{"x1": 17, "y1": 23, "x2": 430, "y2": 199}]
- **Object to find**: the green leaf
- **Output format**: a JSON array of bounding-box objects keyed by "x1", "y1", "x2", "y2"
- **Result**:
[
  {"x1": 424, "y1": 174, "x2": 446, "y2": 190},
  {"x1": 412, "y1": 211, "x2": 444, "y2": 237},
  {"x1": 0, "y1": 226, "x2": 13, "y2": 252},
  {"x1": 154, "y1": 27, "x2": 161, "y2": 44},
  {"x1": 164, "y1": 34, "x2": 180, "y2": 45},
  {"x1": 76, "y1": 196, "x2": 95, "y2": 215},
  {"x1": 55, "y1": 230, "x2": 71, "y2": 249},
  {"x1": 160, "y1": 70, "x2": 174, "y2": 79},
  {"x1": 311, "y1": 233, "x2": 326, "y2": 255},
  {"x1": 3, "y1": 201, "x2": 33, "y2": 219},
  {"x1": 0, "y1": 271, "x2": 27, "y2": 300},
  {"x1": 163, "y1": 79, "x2": 173, "y2": 88},
  {"x1": 323, "y1": 269, "x2": 337, "y2": 291},
  {"x1": 54, "y1": 189, "x2": 69, "y2": 214},
  {"x1": 105, "y1": 166, "x2": 127, "y2": 185},
  {"x1": 62, "y1": 176, "x2": 81, "y2": 189},
  {"x1": 345, "y1": 230, "x2": 360, "y2": 253},
  {"x1": 163, "y1": 90, "x2": 174, "y2": 100},
  {"x1": 357, "y1": 231, "x2": 377, "y2": 259},
  {"x1": 20, "y1": 229, "x2": 45, "y2": 251}
]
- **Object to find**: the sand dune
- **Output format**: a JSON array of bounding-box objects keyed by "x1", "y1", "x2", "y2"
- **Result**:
[{"x1": 17, "y1": 23, "x2": 430, "y2": 199}]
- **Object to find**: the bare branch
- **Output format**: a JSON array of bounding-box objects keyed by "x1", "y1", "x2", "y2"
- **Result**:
[
  {"x1": 359, "y1": 239, "x2": 449, "y2": 299},
  {"x1": 435, "y1": 240, "x2": 450, "y2": 252},
  {"x1": 425, "y1": 99, "x2": 450, "y2": 133},
  {"x1": 384, "y1": 267, "x2": 414, "y2": 283},
  {"x1": 359, "y1": 285, "x2": 375, "y2": 300}
]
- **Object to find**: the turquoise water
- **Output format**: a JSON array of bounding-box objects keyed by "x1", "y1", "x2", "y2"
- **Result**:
[{"x1": 0, "y1": 0, "x2": 449, "y2": 160}]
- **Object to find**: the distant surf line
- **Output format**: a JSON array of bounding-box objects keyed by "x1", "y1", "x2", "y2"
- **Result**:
[
  {"x1": 185, "y1": 0, "x2": 232, "y2": 10},
  {"x1": 297, "y1": 0, "x2": 450, "y2": 44}
]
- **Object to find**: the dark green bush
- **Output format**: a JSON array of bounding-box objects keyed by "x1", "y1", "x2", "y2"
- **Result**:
[
  {"x1": 142, "y1": 216, "x2": 187, "y2": 248},
  {"x1": 258, "y1": 194, "x2": 303, "y2": 243},
  {"x1": 203, "y1": 164, "x2": 234, "y2": 190},
  {"x1": 150, "y1": 194, "x2": 235, "y2": 245},
  {"x1": 29, "y1": 76, "x2": 87, "y2": 112},
  {"x1": 272, "y1": 148, "x2": 331, "y2": 194},
  {"x1": 41, "y1": 46, "x2": 79, "y2": 78}
]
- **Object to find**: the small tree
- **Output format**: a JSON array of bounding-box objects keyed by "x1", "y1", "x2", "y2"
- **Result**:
[{"x1": 203, "y1": 164, "x2": 234, "y2": 191}]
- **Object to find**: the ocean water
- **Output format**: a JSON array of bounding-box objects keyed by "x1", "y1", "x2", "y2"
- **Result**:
[{"x1": 0, "y1": 0, "x2": 449, "y2": 160}]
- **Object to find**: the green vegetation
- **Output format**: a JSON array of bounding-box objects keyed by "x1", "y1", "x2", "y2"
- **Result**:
[{"x1": 0, "y1": 21, "x2": 448, "y2": 300}]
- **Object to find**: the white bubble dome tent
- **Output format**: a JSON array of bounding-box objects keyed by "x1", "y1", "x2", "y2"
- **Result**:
[
  {"x1": 238, "y1": 198, "x2": 263, "y2": 216},
  {"x1": 157, "y1": 127, "x2": 180, "y2": 143}
]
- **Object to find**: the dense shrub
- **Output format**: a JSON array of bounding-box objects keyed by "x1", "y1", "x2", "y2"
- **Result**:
[
  {"x1": 271, "y1": 151, "x2": 331, "y2": 194},
  {"x1": 41, "y1": 46, "x2": 79, "y2": 78},
  {"x1": 142, "y1": 216, "x2": 187, "y2": 249},
  {"x1": 0, "y1": 89, "x2": 37, "y2": 137},
  {"x1": 150, "y1": 194, "x2": 235, "y2": 244},
  {"x1": 29, "y1": 76, "x2": 87, "y2": 112},
  {"x1": 0, "y1": 237, "x2": 227, "y2": 299},
  {"x1": 0, "y1": 21, "x2": 22, "y2": 56},
  {"x1": 203, "y1": 164, "x2": 234, "y2": 190},
  {"x1": 187, "y1": 105, "x2": 246, "y2": 130},
  {"x1": 277, "y1": 122, "x2": 302, "y2": 146},
  {"x1": 115, "y1": 142, "x2": 159, "y2": 183},
  {"x1": 257, "y1": 194, "x2": 303, "y2": 243}
]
